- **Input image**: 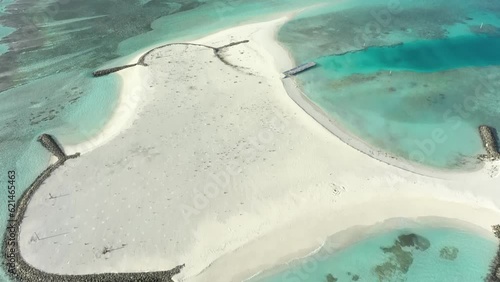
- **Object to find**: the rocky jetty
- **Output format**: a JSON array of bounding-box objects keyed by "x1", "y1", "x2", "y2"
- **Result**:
[
  {"x1": 92, "y1": 63, "x2": 138, "y2": 77},
  {"x1": 213, "y1": 40, "x2": 249, "y2": 52},
  {"x1": 37, "y1": 134, "x2": 68, "y2": 161},
  {"x1": 3, "y1": 134, "x2": 183, "y2": 281},
  {"x1": 92, "y1": 40, "x2": 250, "y2": 77},
  {"x1": 283, "y1": 62, "x2": 317, "y2": 78},
  {"x1": 486, "y1": 225, "x2": 500, "y2": 282},
  {"x1": 479, "y1": 125, "x2": 500, "y2": 161},
  {"x1": 8, "y1": 259, "x2": 184, "y2": 282}
]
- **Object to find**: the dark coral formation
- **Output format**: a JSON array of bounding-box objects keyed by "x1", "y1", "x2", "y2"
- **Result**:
[
  {"x1": 486, "y1": 225, "x2": 500, "y2": 282},
  {"x1": 37, "y1": 134, "x2": 67, "y2": 161},
  {"x1": 439, "y1": 246, "x2": 459, "y2": 260},
  {"x1": 470, "y1": 24, "x2": 500, "y2": 36},
  {"x1": 374, "y1": 233, "x2": 430, "y2": 281}
]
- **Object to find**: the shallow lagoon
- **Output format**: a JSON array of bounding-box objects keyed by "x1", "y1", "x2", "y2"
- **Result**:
[
  {"x1": 296, "y1": 36, "x2": 500, "y2": 168},
  {"x1": 317, "y1": 35, "x2": 500, "y2": 78},
  {"x1": 279, "y1": 0, "x2": 500, "y2": 168},
  {"x1": 252, "y1": 226, "x2": 497, "y2": 282}
]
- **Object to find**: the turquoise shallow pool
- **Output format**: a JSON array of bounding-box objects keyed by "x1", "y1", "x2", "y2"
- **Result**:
[
  {"x1": 279, "y1": 0, "x2": 500, "y2": 169},
  {"x1": 251, "y1": 227, "x2": 497, "y2": 282}
]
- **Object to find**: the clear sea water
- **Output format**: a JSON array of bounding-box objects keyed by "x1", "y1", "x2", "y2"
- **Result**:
[
  {"x1": 1, "y1": 0, "x2": 499, "y2": 281},
  {"x1": 278, "y1": 0, "x2": 500, "y2": 169},
  {"x1": 251, "y1": 227, "x2": 497, "y2": 282}
]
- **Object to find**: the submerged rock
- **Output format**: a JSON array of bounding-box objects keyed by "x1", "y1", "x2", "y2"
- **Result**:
[
  {"x1": 374, "y1": 233, "x2": 431, "y2": 281},
  {"x1": 326, "y1": 273, "x2": 338, "y2": 282},
  {"x1": 377, "y1": 243, "x2": 414, "y2": 276},
  {"x1": 440, "y1": 246, "x2": 459, "y2": 260}
]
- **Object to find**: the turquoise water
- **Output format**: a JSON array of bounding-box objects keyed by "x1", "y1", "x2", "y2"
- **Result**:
[
  {"x1": 317, "y1": 35, "x2": 500, "y2": 79},
  {"x1": 279, "y1": 0, "x2": 500, "y2": 168},
  {"x1": 252, "y1": 227, "x2": 497, "y2": 282}
]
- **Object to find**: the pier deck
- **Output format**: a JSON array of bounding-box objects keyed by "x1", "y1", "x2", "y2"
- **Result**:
[{"x1": 283, "y1": 62, "x2": 317, "y2": 78}]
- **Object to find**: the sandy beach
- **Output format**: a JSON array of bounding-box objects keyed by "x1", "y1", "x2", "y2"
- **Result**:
[{"x1": 17, "y1": 12, "x2": 500, "y2": 282}]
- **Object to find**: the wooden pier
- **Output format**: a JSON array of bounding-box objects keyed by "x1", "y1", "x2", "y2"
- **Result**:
[{"x1": 283, "y1": 62, "x2": 317, "y2": 78}]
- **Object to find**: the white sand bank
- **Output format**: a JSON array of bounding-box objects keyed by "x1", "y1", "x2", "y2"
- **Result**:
[
  {"x1": 62, "y1": 52, "x2": 152, "y2": 156},
  {"x1": 18, "y1": 13, "x2": 500, "y2": 282}
]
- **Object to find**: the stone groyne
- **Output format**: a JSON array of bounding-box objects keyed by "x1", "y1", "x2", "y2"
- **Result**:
[
  {"x1": 213, "y1": 40, "x2": 250, "y2": 52},
  {"x1": 486, "y1": 225, "x2": 500, "y2": 282},
  {"x1": 92, "y1": 64, "x2": 138, "y2": 77},
  {"x1": 37, "y1": 134, "x2": 69, "y2": 161},
  {"x1": 3, "y1": 134, "x2": 184, "y2": 282},
  {"x1": 212, "y1": 40, "x2": 250, "y2": 70},
  {"x1": 479, "y1": 125, "x2": 500, "y2": 161},
  {"x1": 138, "y1": 40, "x2": 249, "y2": 67},
  {"x1": 93, "y1": 40, "x2": 250, "y2": 77},
  {"x1": 283, "y1": 62, "x2": 317, "y2": 78}
]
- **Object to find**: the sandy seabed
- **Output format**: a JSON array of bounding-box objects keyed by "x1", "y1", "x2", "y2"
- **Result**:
[{"x1": 18, "y1": 10, "x2": 500, "y2": 282}]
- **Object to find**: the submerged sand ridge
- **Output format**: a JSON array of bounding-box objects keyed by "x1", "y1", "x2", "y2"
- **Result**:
[{"x1": 16, "y1": 16, "x2": 500, "y2": 282}]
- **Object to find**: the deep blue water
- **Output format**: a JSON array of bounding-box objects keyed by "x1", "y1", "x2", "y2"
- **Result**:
[{"x1": 318, "y1": 35, "x2": 500, "y2": 78}]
